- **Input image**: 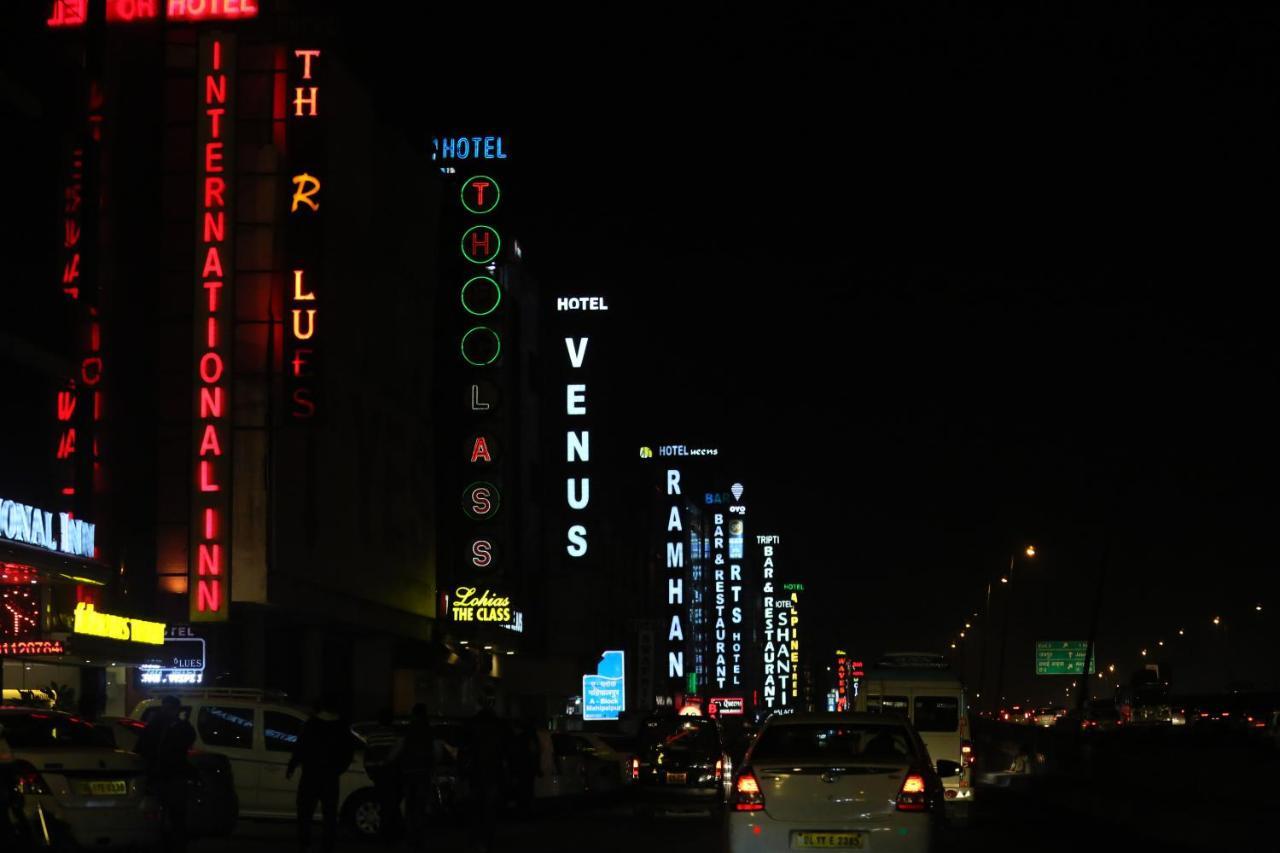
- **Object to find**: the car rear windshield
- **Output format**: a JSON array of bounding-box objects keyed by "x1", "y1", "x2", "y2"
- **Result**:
[
  {"x1": 640, "y1": 720, "x2": 718, "y2": 753},
  {"x1": 0, "y1": 711, "x2": 99, "y2": 747},
  {"x1": 750, "y1": 723, "x2": 917, "y2": 763},
  {"x1": 913, "y1": 696, "x2": 960, "y2": 732}
]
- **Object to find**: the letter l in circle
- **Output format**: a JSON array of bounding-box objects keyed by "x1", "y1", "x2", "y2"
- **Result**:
[{"x1": 470, "y1": 385, "x2": 491, "y2": 411}]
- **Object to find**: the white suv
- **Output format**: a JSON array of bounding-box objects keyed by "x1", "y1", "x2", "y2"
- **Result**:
[{"x1": 131, "y1": 688, "x2": 380, "y2": 837}]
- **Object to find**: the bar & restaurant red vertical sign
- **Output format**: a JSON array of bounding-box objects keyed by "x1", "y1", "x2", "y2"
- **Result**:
[{"x1": 191, "y1": 34, "x2": 235, "y2": 622}]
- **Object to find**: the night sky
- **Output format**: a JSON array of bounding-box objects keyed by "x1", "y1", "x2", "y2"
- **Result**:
[{"x1": 5, "y1": 5, "x2": 1280, "y2": 701}]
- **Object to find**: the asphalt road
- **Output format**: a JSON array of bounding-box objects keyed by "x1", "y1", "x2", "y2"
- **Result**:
[{"x1": 187, "y1": 789, "x2": 1201, "y2": 853}]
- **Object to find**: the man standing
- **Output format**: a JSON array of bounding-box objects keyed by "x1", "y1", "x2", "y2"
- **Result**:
[
  {"x1": 287, "y1": 694, "x2": 356, "y2": 853},
  {"x1": 135, "y1": 696, "x2": 196, "y2": 852},
  {"x1": 465, "y1": 688, "x2": 509, "y2": 853},
  {"x1": 400, "y1": 703, "x2": 435, "y2": 850}
]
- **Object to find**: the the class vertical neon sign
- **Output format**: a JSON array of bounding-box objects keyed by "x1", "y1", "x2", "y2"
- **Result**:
[{"x1": 191, "y1": 35, "x2": 235, "y2": 622}]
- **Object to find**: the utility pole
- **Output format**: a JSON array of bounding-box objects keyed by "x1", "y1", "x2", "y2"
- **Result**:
[{"x1": 1075, "y1": 537, "x2": 1110, "y2": 715}]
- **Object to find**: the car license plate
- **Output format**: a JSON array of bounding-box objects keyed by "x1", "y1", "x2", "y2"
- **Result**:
[
  {"x1": 665, "y1": 772, "x2": 687, "y2": 784},
  {"x1": 791, "y1": 832, "x2": 865, "y2": 849},
  {"x1": 79, "y1": 780, "x2": 127, "y2": 796}
]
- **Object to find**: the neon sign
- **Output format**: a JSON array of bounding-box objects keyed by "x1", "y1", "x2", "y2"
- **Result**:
[
  {"x1": 0, "y1": 641, "x2": 65, "y2": 656},
  {"x1": 727, "y1": 517, "x2": 745, "y2": 689},
  {"x1": 48, "y1": 0, "x2": 258, "y2": 26},
  {"x1": 432, "y1": 136, "x2": 508, "y2": 161},
  {"x1": 461, "y1": 225, "x2": 501, "y2": 264},
  {"x1": 190, "y1": 35, "x2": 235, "y2": 622},
  {"x1": 789, "y1": 592, "x2": 801, "y2": 701},
  {"x1": 709, "y1": 696, "x2": 744, "y2": 716},
  {"x1": 449, "y1": 587, "x2": 511, "y2": 622},
  {"x1": 286, "y1": 49, "x2": 323, "y2": 420},
  {"x1": 462, "y1": 482, "x2": 500, "y2": 521},
  {"x1": 460, "y1": 176, "x2": 500, "y2": 215},
  {"x1": 0, "y1": 499, "x2": 96, "y2": 558},
  {"x1": 758, "y1": 534, "x2": 784, "y2": 709},
  {"x1": 74, "y1": 603, "x2": 165, "y2": 645},
  {"x1": 564, "y1": 335, "x2": 591, "y2": 557},
  {"x1": 461, "y1": 276, "x2": 502, "y2": 316},
  {"x1": 665, "y1": 469, "x2": 685, "y2": 679},
  {"x1": 138, "y1": 625, "x2": 206, "y2": 684}
]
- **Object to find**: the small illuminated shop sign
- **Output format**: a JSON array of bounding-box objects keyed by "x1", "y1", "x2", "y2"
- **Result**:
[
  {"x1": 138, "y1": 625, "x2": 206, "y2": 685},
  {"x1": 0, "y1": 498, "x2": 96, "y2": 558},
  {"x1": 73, "y1": 603, "x2": 165, "y2": 645},
  {"x1": 709, "y1": 696, "x2": 744, "y2": 716},
  {"x1": 449, "y1": 586, "x2": 512, "y2": 622},
  {"x1": 0, "y1": 640, "x2": 66, "y2": 656}
]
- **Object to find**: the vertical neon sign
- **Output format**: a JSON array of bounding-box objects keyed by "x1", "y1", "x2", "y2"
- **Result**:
[
  {"x1": 665, "y1": 469, "x2": 685, "y2": 681},
  {"x1": 789, "y1": 590, "x2": 801, "y2": 702},
  {"x1": 758, "y1": 534, "x2": 781, "y2": 709},
  {"x1": 190, "y1": 35, "x2": 235, "y2": 622},
  {"x1": 286, "y1": 48, "x2": 322, "y2": 419}
]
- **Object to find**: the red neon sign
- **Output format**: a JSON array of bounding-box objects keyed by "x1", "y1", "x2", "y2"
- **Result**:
[
  {"x1": 0, "y1": 640, "x2": 65, "y2": 656},
  {"x1": 106, "y1": 0, "x2": 160, "y2": 21},
  {"x1": 47, "y1": 0, "x2": 87, "y2": 27},
  {"x1": 191, "y1": 36, "x2": 235, "y2": 622},
  {"x1": 166, "y1": 0, "x2": 258, "y2": 22}
]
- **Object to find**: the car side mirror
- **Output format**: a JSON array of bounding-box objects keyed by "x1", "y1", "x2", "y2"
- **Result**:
[{"x1": 936, "y1": 759, "x2": 962, "y2": 779}]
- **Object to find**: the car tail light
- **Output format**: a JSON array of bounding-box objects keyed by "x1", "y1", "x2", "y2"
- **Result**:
[
  {"x1": 14, "y1": 761, "x2": 50, "y2": 796},
  {"x1": 732, "y1": 768, "x2": 765, "y2": 811},
  {"x1": 896, "y1": 772, "x2": 929, "y2": 812},
  {"x1": 961, "y1": 740, "x2": 974, "y2": 767},
  {"x1": 631, "y1": 758, "x2": 639, "y2": 780}
]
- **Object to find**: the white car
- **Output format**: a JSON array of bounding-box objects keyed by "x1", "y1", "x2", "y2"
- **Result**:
[
  {"x1": 1, "y1": 706, "x2": 162, "y2": 849},
  {"x1": 132, "y1": 688, "x2": 380, "y2": 838},
  {"x1": 727, "y1": 712, "x2": 952, "y2": 853}
]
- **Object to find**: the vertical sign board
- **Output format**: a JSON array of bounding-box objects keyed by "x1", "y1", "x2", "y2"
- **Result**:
[
  {"x1": 286, "y1": 47, "x2": 323, "y2": 419},
  {"x1": 457, "y1": 154, "x2": 506, "y2": 611},
  {"x1": 789, "y1": 590, "x2": 801, "y2": 704},
  {"x1": 835, "y1": 653, "x2": 848, "y2": 711},
  {"x1": 726, "y1": 515, "x2": 745, "y2": 692},
  {"x1": 190, "y1": 35, "x2": 236, "y2": 622},
  {"x1": 710, "y1": 507, "x2": 729, "y2": 691},
  {"x1": 758, "y1": 534, "x2": 782, "y2": 709},
  {"x1": 665, "y1": 469, "x2": 686, "y2": 691}
]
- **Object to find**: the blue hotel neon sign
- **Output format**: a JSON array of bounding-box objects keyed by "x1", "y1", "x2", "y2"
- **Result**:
[{"x1": 432, "y1": 136, "x2": 508, "y2": 161}]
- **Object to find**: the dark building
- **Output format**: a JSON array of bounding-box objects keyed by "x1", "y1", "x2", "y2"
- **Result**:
[{"x1": 2, "y1": 3, "x2": 453, "y2": 719}]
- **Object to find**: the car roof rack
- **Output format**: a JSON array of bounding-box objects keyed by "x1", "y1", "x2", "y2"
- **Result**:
[{"x1": 140, "y1": 687, "x2": 291, "y2": 701}]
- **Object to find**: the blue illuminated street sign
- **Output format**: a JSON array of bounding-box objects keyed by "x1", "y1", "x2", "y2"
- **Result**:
[{"x1": 583, "y1": 650, "x2": 625, "y2": 721}]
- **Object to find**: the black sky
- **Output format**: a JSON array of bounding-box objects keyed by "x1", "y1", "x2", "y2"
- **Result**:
[{"x1": 6, "y1": 4, "x2": 1280, "y2": 699}]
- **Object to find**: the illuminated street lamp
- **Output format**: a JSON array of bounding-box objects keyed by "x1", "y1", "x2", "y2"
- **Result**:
[
  {"x1": 990, "y1": 545, "x2": 1038, "y2": 713},
  {"x1": 1178, "y1": 629, "x2": 1185, "y2": 636},
  {"x1": 1256, "y1": 604, "x2": 1263, "y2": 612},
  {"x1": 1157, "y1": 640, "x2": 1164, "y2": 647},
  {"x1": 1212, "y1": 616, "x2": 1221, "y2": 626},
  {"x1": 1141, "y1": 649, "x2": 1147, "y2": 656}
]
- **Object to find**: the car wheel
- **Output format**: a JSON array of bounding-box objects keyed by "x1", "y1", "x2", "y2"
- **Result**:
[{"x1": 343, "y1": 789, "x2": 382, "y2": 839}]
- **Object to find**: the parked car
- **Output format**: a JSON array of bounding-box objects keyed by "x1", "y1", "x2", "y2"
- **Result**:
[
  {"x1": 631, "y1": 715, "x2": 728, "y2": 815},
  {"x1": 1, "y1": 706, "x2": 162, "y2": 849},
  {"x1": 132, "y1": 688, "x2": 379, "y2": 838},
  {"x1": 97, "y1": 715, "x2": 238, "y2": 837},
  {"x1": 726, "y1": 712, "x2": 948, "y2": 853}
]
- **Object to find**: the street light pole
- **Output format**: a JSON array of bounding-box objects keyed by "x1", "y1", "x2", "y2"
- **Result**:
[
  {"x1": 978, "y1": 581, "x2": 993, "y2": 711},
  {"x1": 993, "y1": 546, "x2": 1036, "y2": 717}
]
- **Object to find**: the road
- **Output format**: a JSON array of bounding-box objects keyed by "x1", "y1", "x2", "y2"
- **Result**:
[{"x1": 188, "y1": 788, "x2": 1201, "y2": 853}]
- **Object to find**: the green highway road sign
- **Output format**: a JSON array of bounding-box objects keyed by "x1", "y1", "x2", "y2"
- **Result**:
[{"x1": 1035, "y1": 641, "x2": 1097, "y2": 675}]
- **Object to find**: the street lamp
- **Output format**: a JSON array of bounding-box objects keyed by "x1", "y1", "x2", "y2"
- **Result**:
[{"x1": 991, "y1": 545, "x2": 1037, "y2": 713}]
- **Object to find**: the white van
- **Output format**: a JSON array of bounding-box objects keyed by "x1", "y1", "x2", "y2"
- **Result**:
[
  {"x1": 131, "y1": 688, "x2": 382, "y2": 838},
  {"x1": 853, "y1": 654, "x2": 973, "y2": 824}
]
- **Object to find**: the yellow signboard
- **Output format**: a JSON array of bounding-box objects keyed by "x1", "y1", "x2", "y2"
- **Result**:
[{"x1": 73, "y1": 603, "x2": 165, "y2": 645}]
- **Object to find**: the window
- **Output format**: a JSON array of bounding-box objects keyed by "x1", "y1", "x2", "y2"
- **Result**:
[
  {"x1": 866, "y1": 695, "x2": 909, "y2": 717},
  {"x1": 913, "y1": 696, "x2": 960, "y2": 732},
  {"x1": 263, "y1": 711, "x2": 303, "y2": 752},
  {"x1": 197, "y1": 705, "x2": 255, "y2": 749},
  {"x1": 751, "y1": 723, "x2": 917, "y2": 763}
]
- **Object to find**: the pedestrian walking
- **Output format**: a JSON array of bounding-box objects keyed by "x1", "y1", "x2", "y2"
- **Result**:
[
  {"x1": 400, "y1": 702, "x2": 435, "y2": 850},
  {"x1": 464, "y1": 688, "x2": 509, "y2": 853},
  {"x1": 363, "y1": 708, "x2": 405, "y2": 844},
  {"x1": 135, "y1": 695, "x2": 197, "y2": 853},
  {"x1": 287, "y1": 693, "x2": 356, "y2": 853}
]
